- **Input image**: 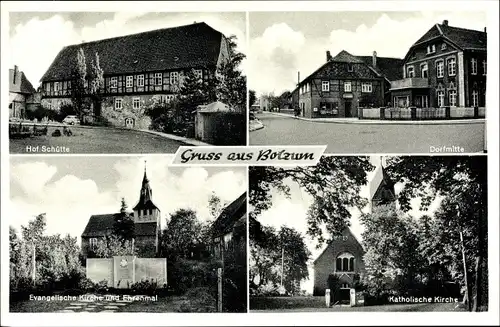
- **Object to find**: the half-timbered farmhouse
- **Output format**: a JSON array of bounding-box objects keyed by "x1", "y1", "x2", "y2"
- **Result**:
[
  {"x1": 39, "y1": 22, "x2": 230, "y2": 129},
  {"x1": 296, "y1": 50, "x2": 402, "y2": 118}
]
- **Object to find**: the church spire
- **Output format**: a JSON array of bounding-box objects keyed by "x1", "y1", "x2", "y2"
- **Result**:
[{"x1": 133, "y1": 160, "x2": 157, "y2": 211}]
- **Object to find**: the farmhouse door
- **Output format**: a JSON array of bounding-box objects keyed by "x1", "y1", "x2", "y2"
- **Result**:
[
  {"x1": 345, "y1": 100, "x2": 352, "y2": 117},
  {"x1": 125, "y1": 118, "x2": 135, "y2": 128}
]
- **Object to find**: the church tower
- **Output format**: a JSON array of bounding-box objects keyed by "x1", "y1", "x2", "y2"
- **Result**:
[
  {"x1": 133, "y1": 162, "x2": 161, "y2": 225},
  {"x1": 368, "y1": 157, "x2": 396, "y2": 212}
]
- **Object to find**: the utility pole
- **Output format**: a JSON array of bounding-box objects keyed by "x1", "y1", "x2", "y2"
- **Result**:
[
  {"x1": 458, "y1": 205, "x2": 472, "y2": 312},
  {"x1": 32, "y1": 242, "x2": 36, "y2": 285}
]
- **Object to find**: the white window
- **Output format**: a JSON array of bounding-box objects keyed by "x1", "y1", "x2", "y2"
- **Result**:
[
  {"x1": 89, "y1": 238, "x2": 98, "y2": 250},
  {"x1": 448, "y1": 90, "x2": 457, "y2": 107},
  {"x1": 45, "y1": 83, "x2": 50, "y2": 92},
  {"x1": 322, "y1": 81, "x2": 329, "y2": 92},
  {"x1": 482, "y1": 60, "x2": 487, "y2": 75},
  {"x1": 437, "y1": 90, "x2": 445, "y2": 107},
  {"x1": 447, "y1": 58, "x2": 456, "y2": 76},
  {"x1": 344, "y1": 81, "x2": 352, "y2": 92},
  {"x1": 154, "y1": 73, "x2": 162, "y2": 85},
  {"x1": 407, "y1": 66, "x2": 415, "y2": 78},
  {"x1": 421, "y1": 63, "x2": 428, "y2": 78},
  {"x1": 166, "y1": 95, "x2": 175, "y2": 103},
  {"x1": 362, "y1": 83, "x2": 372, "y2": 93},
  {"x1": 441, "y1": 43, "x2": 447, "y2": 50},
  {"x1": 193, "y1": 69, "x2": 203, "y2": 80},
  {"x1": 306, "y1": 83, "x2": 310, "y2": 92},
  {"x1": 115, "y1": 98, "x2": 123, "y2": 110},
  {"x1": 170, "y1": 71, "x2": 179, "y2": 84},
  {"x1": 137, "y1": 75, "x2": 144, "y2": 87},
  {"x1": 133, "y1": 97, "x2": 141, "y2": 109},
  {"x1": 110, "y1": 77, "x2": 118, "y2": 88},
  {"x1": 427, "y1": 44, "x2": 436, "y2": 54},
  {"x1": 472, "y1": 90, "x2": 479, "y2": 107},
  {"x1": 471, "y1": 58, "x2": 477, "y2": 75},
  {"x1": 126, "y1": 76, "x2": 133, "y2": 88},
  {"x1": 436, "y1": 60, "x2": 444, "y2": 78}
]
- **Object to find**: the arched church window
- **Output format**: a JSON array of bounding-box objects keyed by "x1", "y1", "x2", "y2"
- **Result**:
[{"x1": 336, "y1": 252, "x2": 355, "y2": 272}]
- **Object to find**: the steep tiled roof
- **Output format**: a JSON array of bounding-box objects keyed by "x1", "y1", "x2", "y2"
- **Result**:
[
  {"x1": 82, "y1": 214, "x2": 117, "y2": 237},
  {"x1": 331, "y1": 50, "x2": 365, "y2": 64},
  {"x1": 40, "y1": 22, "x2": 225, "y2": 82},
  {"x1": 81, "y1": 213, "x2": 157, "y2": 237},
  {"x1": 413, "y1": 23, "x2": 486, "y2": 50},
  {"x1": 357, "y1": 56, "x2": 404, "y2": 82},
  {"x1": 9, "y1": 68, "x2": 36, "y2": 94},
  {"x1": 212, "y1": 192, "x2": 247, "y2": 237},
  {"x1": 300, "y1": 50, "x2": 403, "y2": 85}
]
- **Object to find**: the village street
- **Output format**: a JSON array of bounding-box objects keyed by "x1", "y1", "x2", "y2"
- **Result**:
[
  {"x1": 249, "y1": 113, "x2": 486, "y2": 153},
  {"x1": 9, "y1": 126, "x2": 187, "y2": 154}
]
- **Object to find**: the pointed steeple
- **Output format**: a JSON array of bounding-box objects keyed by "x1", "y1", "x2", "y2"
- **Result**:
[
  {"x1": 133, "y1": 161, "x2": 157, "y2": 211},
  {"x1": 369, "y1": 156, "x2": 396, "y2": 209}
]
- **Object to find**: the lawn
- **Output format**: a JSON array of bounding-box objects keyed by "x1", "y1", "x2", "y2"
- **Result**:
[
  {"x1": 250, "y1": 296, "x2": 468, "y2": 312},
  {"x1": 9, "y1": 125, "x2": 185, "y2": 154}
]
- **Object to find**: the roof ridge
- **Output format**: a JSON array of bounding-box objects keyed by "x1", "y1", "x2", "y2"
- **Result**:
[
  {"x1": 435, "y1": 23, "x2": 443, "y2": 36},
  {"x1": 65, "y1": 21, "x2": 214, "y2": 48},
  {"x1": 439, "y1": 23, "x2": 486, "y2": 34}
]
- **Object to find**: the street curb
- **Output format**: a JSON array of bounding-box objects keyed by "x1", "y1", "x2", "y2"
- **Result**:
[
  {"x1": 266, "y1": 112, "x2": 486, "y2": 125},
  {"x1": 11, "y1": 122, "x2": 212, "y2": 146},
  {"x1": 136, "y1": 129, "x2": 211, "y2": 146}
]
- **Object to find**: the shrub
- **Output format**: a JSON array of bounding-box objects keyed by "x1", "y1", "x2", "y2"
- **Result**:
[{"x1": 168, "y1": 258, "x2": 219, "y2": 296}]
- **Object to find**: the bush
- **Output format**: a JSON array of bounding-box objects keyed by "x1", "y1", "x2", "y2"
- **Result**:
[{"x1": 168, "y1": 258, "x2": 219, "y2": 295}]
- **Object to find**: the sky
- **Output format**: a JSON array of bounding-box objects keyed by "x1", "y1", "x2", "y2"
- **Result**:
[
  {"x1": 9, "y1": 156, "x2": 247, "y2": 242},
  {"x1": 248, "y1": 11, "x2": 487, "y2": 96},
  {"x1": 253, "y1": 155, "x2": 443, "y2": 293},
  {"x1": 8, "y1": 11, "x2": 247, "y2": 89}
]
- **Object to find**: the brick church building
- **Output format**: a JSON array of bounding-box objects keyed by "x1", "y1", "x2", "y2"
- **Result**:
[
  {"x1": 313, "y1": 161, "x2": 396, "y2": 297},
  {"x1": 81, "y1": 164, "x2": 161, "y2": 258}
]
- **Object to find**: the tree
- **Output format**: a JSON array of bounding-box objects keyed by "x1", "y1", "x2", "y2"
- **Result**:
[
  {"x1": 70, "y1": 48, "x2": 88, "y2": 118},
  {"x1": 215, "y1": 35, "x2": 247, "y2": 111},
  {"x1": 113, "y1": 198, "x2": 135, "y2": 242},
  {"x1": 94, "y1": 234, "x2": 136, "y2": 258},
  {"x1": 88, "y1": 52, "x2": 104, "y2": 116},
  {"x1": 249, "y1": 225, "x2": 310, "y2": 294},
  {"x1": 360, "y1": 205, "x2": 427, "y2": 297},
  {"x1": 249, "y1": 156, "x2": 374, "y2": 245},
  {"x1": 385, "y1": 156, "x2": 487, "y2": 311},
  {"x1": 160, "y1": 209, "x2": 206, "y2": 260},
  {"x1": 249, "y1": 89, "x2": 257, "y2": 107}
]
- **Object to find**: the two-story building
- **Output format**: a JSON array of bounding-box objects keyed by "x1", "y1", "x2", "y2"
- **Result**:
[
  {"x1": 39, "y1": 22, "x2": 230, "y2": 129},
  {"x1": 296, "y1": 50, "x2": 403, "y2": 118},
  {"x1": 81, "y1": 164, "x2": 161, "y2": 259},
  {"x1": 390, "y1": 20, "x2": 487, "y2": 109}
]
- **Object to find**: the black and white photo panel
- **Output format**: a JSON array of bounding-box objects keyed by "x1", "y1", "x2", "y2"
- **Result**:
[
  {"x1": 9, "y1": 156, "x2": 248, "y2": 313},
  {"x1": 249, "y1": 155, "x2": 488, "y2": 312},
  {"x1": 248, "y1": 11, "x2": 487, "y2": 154},
  {"x1": 9, "y1": 11, "x2": 247, "y2": 154}
]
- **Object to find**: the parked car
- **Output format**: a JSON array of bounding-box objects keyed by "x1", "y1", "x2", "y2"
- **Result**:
[{"x1": 63, "y1": 115, "x2": 80, "y2": 125}]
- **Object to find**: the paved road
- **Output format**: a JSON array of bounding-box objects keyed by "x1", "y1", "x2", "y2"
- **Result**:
[
  {"x1": 10, "y1": 126, "x2": 186, "y2": 154},
  {"x1": 250, "y1": 113, "x2": 486, "y2": 153}
]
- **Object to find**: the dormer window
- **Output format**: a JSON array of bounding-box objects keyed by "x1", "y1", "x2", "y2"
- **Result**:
[
  {"x1": 427, "y1": 44, "x2": 436, "y2": 54},
  {"x1": 347, "y1": 64, "x2": 354, "y2": 72}
]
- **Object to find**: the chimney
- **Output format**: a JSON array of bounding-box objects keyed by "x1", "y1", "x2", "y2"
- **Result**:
[
  {"x1": 326, "y1": 50, "x2": 332, "y2": 62},
  {"x1": 13, "y1": 65, "x2": 19, "y2": 84},
  {"x1": 372, "y1": 51, "x2": 377, "y2": 68},
  {"x1": 484, "y1": 27, "x2": 487, "y2": 33},
  {"x1": 442, "y1": 20, "x2": 448, "y2": 26}
]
